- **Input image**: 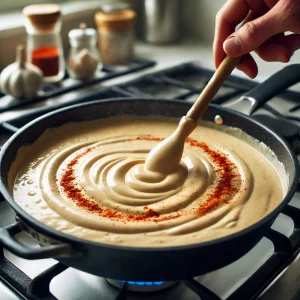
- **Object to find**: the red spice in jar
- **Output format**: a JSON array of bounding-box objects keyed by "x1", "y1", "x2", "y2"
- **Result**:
[{"x1": 31, "y1": 46, "x2": 59, "y2": 77}]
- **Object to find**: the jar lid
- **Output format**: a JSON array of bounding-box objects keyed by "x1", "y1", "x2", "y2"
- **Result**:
[
  {"x1": 23, "y1": 4, "x2": 61, "y2": 31},
  {"x1": 95, "y1": 9, "x2": 136, "y2": 32},
  {"x1": 68, "y1": 24, "x2": 97, "y2": 46}
]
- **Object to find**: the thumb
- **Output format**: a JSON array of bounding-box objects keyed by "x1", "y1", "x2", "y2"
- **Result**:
[{"x1": 223, "y1": 12, "x2": 282, "y2": 57}]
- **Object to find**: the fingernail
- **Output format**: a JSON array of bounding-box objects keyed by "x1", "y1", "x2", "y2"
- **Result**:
[{"x1": 224, "y1": 37, "x2": 242, "y2": 56}]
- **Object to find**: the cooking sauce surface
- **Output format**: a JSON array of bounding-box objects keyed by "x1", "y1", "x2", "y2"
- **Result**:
[{"x1": 10, "y1": 116, "x2": 286, "y2": 247}]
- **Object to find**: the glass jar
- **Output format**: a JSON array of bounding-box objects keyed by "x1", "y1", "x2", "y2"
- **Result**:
[
  {"x1": 95, "y1": 3, "x2": 136, "y2": 64},
  {"x1": 23, "y1": 4, "x2": 65, "y2": 83},
  {"x1": 67, "y1": 24, "x2": 101, "y2": 80}
]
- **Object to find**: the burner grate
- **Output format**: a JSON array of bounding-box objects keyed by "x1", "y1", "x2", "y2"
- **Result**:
[
  {"x1": 0, "y1": 59, "x2": 155, "y2": 114},
  {"x1": 114, "y1": 62, "x2": 253, "y2": 103},
  {"x1": 1, "y1": 62, "x2": 299, "y2": 149}
]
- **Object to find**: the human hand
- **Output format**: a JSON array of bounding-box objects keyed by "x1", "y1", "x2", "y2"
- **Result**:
[{"x1": 213, "y1": 0, "x2": 300, "y2": 78}]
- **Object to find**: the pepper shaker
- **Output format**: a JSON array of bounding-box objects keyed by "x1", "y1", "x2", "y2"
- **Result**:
[
  {"x1": 67, "y1": 24, "x2": 101, "y2": 80},
  {"x1": 23, "y1": 4, "x2": 65, "y2": 83}
]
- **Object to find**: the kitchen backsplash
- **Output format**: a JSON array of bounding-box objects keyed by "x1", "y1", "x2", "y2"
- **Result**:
[
  {"x1": 0, "y1": 0, "x2": 225, "y2": 70},
  {"x1": 181, "y1": 0, "x2": 226, "y2": 42},
  {"x1": 131, "y1": 0, "x2": 225, "y2": 42}
]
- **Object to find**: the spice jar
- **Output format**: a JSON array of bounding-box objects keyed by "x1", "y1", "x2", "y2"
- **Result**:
[
  {"x1": 67, "y1": 23, "x2": 101, "y2": 80},
  {"x1": 23, "y1": 4, "x2": 65, "y2": 83},
  {"x1": 95, "y1": 3, "x2": 136, "y2": 64}
]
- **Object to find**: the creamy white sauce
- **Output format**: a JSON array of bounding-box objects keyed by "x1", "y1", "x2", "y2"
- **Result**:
[{"x1": 10, "y1": 116, "x2": 287, "y2": 247}]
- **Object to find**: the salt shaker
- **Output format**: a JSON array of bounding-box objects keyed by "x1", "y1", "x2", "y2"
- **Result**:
[
  {"x1": 95, "y1": 3, "x2": 136, "y2": 64},
  {"x1": 23, "y1": 4, "x2": 65, "y2": 83},
  {"x1": 67, "y1": 24, "x2": 101, "y2": 80}
]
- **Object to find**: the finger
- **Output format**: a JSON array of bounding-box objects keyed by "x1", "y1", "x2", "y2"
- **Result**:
[
  {"x1": 236, "y1": 54, "x2": 258, "y2": 78},
  {"x1": 223, "y1": 7, "x2": 284, "y2": 57},
  {"x1": 213, "y1": 0, "x2": 248, "y2": 68},
  {"x1": 277, "y1": 34, "x2": 300, "y2": 52},
  {"x1": 255, "y1": 43, "x2": 290, "y2": 62},
  {"x1": 264, "y1": 0, "x2": 278, "y2": 9},
  {"x1": 214, "y1": 0, "x2": 268, "y2": 68},
  {"x1": 269, "y1": 32, "x2": 286, "y2": 44},
  {"x1": 254, "y1": 33, "x2": 300, "y2": 63},
  {"x1": 246, "y1": 0, "x2": 269, "y2": 12}
]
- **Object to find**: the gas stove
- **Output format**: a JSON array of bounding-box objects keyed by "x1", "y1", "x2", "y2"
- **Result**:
[{"x1": 1, "y1": 61, "x2": 300, "y2": 300}]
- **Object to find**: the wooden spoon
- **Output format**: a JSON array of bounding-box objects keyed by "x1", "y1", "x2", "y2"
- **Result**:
[{"x1": 144, "y1": 14, "x2": 252, "y2": 174}]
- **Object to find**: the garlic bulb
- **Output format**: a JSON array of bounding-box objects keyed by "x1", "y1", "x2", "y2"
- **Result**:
[
  {"x1": 67, "y1": 48, "x2": 99, "y2": 80},
  {"x1": 0, "y1": 45, "x2": 43, "y2": 99}
]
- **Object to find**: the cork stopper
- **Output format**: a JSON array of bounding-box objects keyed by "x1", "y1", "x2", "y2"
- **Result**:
[
  {"x1": 95, "y1": 9, "x2": 136, "y2": 32},
  {"x1": 23, "y1": 4, "x2": 61, "y2": 31}
]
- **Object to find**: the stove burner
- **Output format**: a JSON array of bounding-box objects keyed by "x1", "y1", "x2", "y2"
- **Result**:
[{"x1": 106, "y1": 278, "x2": 178, "y2": 292}]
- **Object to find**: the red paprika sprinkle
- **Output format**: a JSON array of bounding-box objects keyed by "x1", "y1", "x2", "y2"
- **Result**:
[
  {"x1": 185, "y1": 137, "x2": 240, "y2": 216},
  {"x1": 31, "y1": 46, "x2": 59, "y2": 76},
  {"x1": 59, "y1": 147, "x2": 171, "y2": 222},
  {"x1": 136, "y1": 136, "x2": 162, "y2": 142},
  {"x1": 59, "y1": 135, "x2": 240, "y2": 223}
]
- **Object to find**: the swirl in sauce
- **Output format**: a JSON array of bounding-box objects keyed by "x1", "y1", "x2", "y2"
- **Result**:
[{"x1": 11, "y1": 116, "x2": 286, "y2": 247}]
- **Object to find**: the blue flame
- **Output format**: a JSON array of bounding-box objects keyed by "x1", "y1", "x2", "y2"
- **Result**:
[{"x1": 116, "y1": 280, "x2": 165, "y2": 286}]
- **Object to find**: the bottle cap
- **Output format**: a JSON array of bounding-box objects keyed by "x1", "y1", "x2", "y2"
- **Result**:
[
  {"x1": 68, "y1": 23, "x2": 97, "y2": 47},
  {"x1": 95, "y1": 8, "x2": 136, "y2": 32}
]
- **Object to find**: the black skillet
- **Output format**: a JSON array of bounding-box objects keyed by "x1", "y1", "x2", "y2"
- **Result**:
[{"x1": 0, "y1": 64, "x2": 299, "y2": 281}]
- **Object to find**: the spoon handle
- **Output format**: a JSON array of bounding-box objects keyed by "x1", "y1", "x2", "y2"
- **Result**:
[
  {"x1": 186, "y1": 55, "x2": 241, "y2": 122},
  {"x1": 186, "y1": 12, "x2": 253, "y2": 123}
]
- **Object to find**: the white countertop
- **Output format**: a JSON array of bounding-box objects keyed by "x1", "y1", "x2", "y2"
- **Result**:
[{"x1": 103, "y1": 39, "x2": 300, "y2": 91}]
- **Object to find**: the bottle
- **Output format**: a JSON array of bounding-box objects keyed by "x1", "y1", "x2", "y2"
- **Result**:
[
  {"x1": 67, "y1": 23, "x2": 101, "y2": 80},
  {"x1": 95, "y1": 3, "x2": 136, "y2": 64},
  {"x1": 23, "y1": 4, "x2": 65, "y2": 83}
]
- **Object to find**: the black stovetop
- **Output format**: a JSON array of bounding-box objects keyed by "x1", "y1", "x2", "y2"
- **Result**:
[{"x1": 1, "y1": 61, "x2": 300, "y2": 300}]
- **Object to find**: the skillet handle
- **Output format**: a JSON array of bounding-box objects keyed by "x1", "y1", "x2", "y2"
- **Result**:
[
  {"x1": 0, "y1": 223, "x2": 73, "y2": 259},
  {"x1": 244, "y1": 64, "x2": 300, "y2": 107}
]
